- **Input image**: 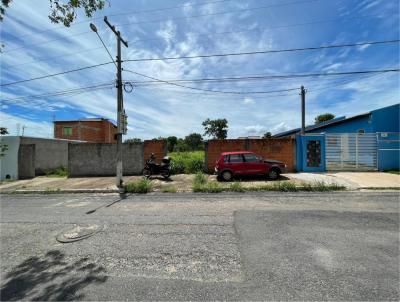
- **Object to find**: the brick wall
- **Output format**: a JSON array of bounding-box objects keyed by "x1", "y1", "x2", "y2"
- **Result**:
[
  {"x1": 205, "y1": 138, "x2": 296, "y2": 172},
  {"x1": 54, "y1": 120, "x2": 117, "y2": 143},
  {"x1": 143, "y1": 140, "x2": 167, "y2": 164}
]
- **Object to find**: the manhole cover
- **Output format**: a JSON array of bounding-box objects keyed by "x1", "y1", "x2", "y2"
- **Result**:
[{"x1": 56, "y1": 224, "x2": 103, "y2": 243}]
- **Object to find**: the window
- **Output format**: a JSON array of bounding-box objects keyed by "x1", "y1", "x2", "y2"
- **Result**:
[
  {"x1": 223, "y1": 155, "x2": 229, "y2": 163},
  {"x1": 62, "y1": 127, "x2": 73, "y2": 136},
  {"x1": 358, "y1": 129, "x2": 365, "y2": 135},
  {"x1": 243, "y1": 153, "x2": 259, "y2": 162},
  {"x1": 229, "y1": 154, "x2": 243, "y2": 163}
]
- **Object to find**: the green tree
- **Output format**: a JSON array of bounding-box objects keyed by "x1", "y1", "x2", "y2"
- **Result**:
[
  {"x1": 202, "y1": 118, "x2": 228, "y2": 139},
  {"x1": 166, "y1": 136, "x2": 178, "y2": 153},
  {"x1": 174, "y1": 138, "x2": 189, "y2": 152},
  {"x1": 125, "y1": 138, "x2": 142, "y2": 144},
  {"x1": 0, "y1": 127, "x2": 9, "y2": 157},
  {"x1": 315, "y1": 113, "x2": 335, "y2": 124},
  {"x1": 184, "y1": 133, "x2": 204, "y2": 151},
  {"x1": 1, "y1": 0, "x2": 107, "y2": 26},
  {"x1": 262, "y1": 132, "x2": 272, "y2": 139}
]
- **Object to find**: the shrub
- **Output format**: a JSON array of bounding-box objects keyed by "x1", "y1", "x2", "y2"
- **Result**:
[
  {"x1": 124, "y1": 178, "x2": 152, "y2": 193},
  {"x1": 169, "y1": 151, "x2": 205, "y2": 174},
  {"x1": 45, "y1": 166, "x2": 68, "y2": 177}
]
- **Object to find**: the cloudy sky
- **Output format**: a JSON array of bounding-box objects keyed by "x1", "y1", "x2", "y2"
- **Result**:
[{"x1": 1, "y1": 0, "x2": 399, "y2": 139}]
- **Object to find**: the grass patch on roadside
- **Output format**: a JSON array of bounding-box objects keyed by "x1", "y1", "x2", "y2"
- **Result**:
[
  {"x1": 124, "y1": 177, "x2": 152, "y2": 193},
  {"x1": 229, "y1": 182, "x2": 246, "y2": 192},
  {"x1": 169, "y1": 151, "x2": 205, "y2": 174},
  {"x1": 193, "y1": 180, "x2": 224, "y2": 193},
  {"x1": 45, "y1": 166, "x2": 68, "y2": 177},
  {"x1": 192, "y1": 176, "x2": 346, "y2": 193},
  {"x1": 162, "y1": 185, "x2": 177, "y2": 193}
]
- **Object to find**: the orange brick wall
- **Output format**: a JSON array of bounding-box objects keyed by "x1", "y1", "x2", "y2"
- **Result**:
[
  {"x1": 143, "y1": 140, "x2": 167, "y2": 164},
  {"x1": 54, "y1": 121, "x2": 117, "y2": 143},
  {"x1": 205, "y1": 138, "x2": 296, "y2": 172}
]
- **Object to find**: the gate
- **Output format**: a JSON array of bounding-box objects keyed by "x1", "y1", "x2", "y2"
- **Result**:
[{"x1": 325, "y1": 133, "x2": 377, "y2": 171}]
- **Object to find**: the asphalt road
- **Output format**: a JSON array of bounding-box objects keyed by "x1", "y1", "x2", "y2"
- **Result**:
[{"x1": 0, "y1": 192, "x2": 399, "y2": 301}]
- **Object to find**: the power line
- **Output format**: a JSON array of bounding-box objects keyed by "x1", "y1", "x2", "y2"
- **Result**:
[
  {"x1": 117, "y1": 0, "x2": 318, "y2": 27},
  {"x1": 2, "y1": 41, "x2": 398, "y2": 88},
  {"x1": 0, "y1": 62, "x2": 113, "y2": 87},
  {"x1": 124, "y1": 68, "x2": 400, "y2": 85},
  {"x1": 123, "y1": 69, "x2": 299, "y2": 94},
  {"x1": 125, "y1": 40, "x2": 400, "y2": 62}
]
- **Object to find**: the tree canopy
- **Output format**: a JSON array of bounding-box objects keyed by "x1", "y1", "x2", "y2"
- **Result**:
[
  {"x1": 202, "y1": 118, "x2": 228, "y2": 139},
  {"x1": 315, "y1": 113, "x2": 335, "y2": 124},
  {"x1": 184, "y1": 133, "x2": 204, "y2": 151},
  {"x1": 1, "y1": 0, "x2": 107, "y2": 26},
  {"x1": 262, "y1": 132, "x2": 272, "y2": 139}
]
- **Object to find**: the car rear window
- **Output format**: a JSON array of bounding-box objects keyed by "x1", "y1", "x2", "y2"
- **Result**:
[
  {"x1": 223, "y1": 155, "x2": 229, "y2": 163},
  {"x1": 229, "y1": 154, "x2": 243, "y2": 163},
  {"x1": 243, "y1": 153, "x2": 259, "y2": 162}
]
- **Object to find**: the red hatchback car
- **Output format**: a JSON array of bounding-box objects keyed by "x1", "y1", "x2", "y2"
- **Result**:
[{"x1": 215, "y1": 151, "x2": 287, "y2": 181}]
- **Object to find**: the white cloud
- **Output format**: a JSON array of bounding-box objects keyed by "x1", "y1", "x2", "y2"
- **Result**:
[{"x1": 243, "y1": 97, "x2": 255, "y2": 104}]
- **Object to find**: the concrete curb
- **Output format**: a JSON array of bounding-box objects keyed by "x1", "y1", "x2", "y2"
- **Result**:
[{"x1": 1, "y1": 188, "x2": 122, "y2": 194}]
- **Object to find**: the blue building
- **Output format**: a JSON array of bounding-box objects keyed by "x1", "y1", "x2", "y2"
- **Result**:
[{"x1": 274, "y1": 104, "x2": 400, "y2": 172}]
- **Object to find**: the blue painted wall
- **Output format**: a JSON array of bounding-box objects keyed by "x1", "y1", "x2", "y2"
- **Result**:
[
  {"x1": 371, "y1": 104, "x2": 400, "y2": 133},
  {"x1": 377, "y1": 133, "x2": 400, "y2": 171}
]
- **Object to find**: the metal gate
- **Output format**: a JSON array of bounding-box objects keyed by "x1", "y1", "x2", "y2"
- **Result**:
[{"x1": 325, "y1": 133, "x2": 377, "y2": 171}]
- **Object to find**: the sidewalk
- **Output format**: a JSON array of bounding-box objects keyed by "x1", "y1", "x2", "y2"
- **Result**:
[
  {"x1": 287, "y1": 172, "x2": 400, "y2": 190},
  {"x1": 0, "y1": 172, "x2": 398, "y2": 193}
]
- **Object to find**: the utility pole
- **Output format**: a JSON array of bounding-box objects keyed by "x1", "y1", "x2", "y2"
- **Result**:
[
  {"x1": 300, "y1": 85, "x2": 306, "y2": 135},
  {"x1": 90, "y1": 17, "x2": 129, "y2": 188}
]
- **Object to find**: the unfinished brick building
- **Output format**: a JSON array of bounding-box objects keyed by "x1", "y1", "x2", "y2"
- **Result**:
[{"x1": 54, "y1": 118, "x2": 117, "y2": 143}]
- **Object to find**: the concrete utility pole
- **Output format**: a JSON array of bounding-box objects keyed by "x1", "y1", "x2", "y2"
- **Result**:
[
  {"x1": 104, "y1": 17, "x2": 129, "y2": 188},
  {"x1": 90, "y1": 17, "x2": 129, "y2": 188},
  {"x1": 300, "y1": 85, "x2": 306, "y2": 135}
]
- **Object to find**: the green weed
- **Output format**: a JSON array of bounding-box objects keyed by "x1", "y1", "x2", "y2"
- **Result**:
[
  {"x1": 124, "y1": 178, "x2": 152, "y2": 193},
  {"x1": 45, "y1": 166, "x2": 68, "y2": 177},
  {"x1": 169, "y1": 151, "x2": 205, "y2": 174},
  {"x1": 193, "y1": 181, "x2": 223, "y2": 193},
  {"x1": 229, "y1": 182, "x2": 245, "y2": 192},
  {"x1": 193, "y1": 171, "x2": 207, "y2": 186}
]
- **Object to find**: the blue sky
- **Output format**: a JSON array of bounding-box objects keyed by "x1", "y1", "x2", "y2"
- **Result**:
[{"x1": 1, "y1": 0, "x2": 399, "y2": 139}]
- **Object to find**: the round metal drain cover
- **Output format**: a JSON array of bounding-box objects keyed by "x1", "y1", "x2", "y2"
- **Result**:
[{"x1": 56, "y1": 224, "x2": 103, "y2": 243}]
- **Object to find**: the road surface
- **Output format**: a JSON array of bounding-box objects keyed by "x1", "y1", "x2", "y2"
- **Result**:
[{"x1": 1, "y1": 192, "x2": 399, "y2": 301}]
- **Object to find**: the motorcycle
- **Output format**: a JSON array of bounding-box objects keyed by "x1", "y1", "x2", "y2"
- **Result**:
[{"x1": 142, "y1": 155, "x2": 171, "y2": 179}]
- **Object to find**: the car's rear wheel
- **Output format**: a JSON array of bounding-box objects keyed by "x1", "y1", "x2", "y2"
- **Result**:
[
  {"x1": 267, "y1": 168, "x2": 280, "y2": 180},
  {"x1": 221, "y1": 170, "x2": 233, "y2": 181}
]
